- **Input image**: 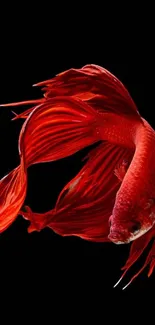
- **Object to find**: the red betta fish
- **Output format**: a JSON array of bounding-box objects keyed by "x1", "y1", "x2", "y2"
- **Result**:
[{"x1": 1, "y1": 64, "x2": 155, "y2": 289}]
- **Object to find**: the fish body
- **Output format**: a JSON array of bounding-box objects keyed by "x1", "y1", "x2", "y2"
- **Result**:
[{"x1": 108, "y1": 118, "x2": 155, "y2": 243}]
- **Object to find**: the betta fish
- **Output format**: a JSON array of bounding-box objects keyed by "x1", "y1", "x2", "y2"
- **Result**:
[{"x1": 1, "y1": 64, "x2": 155, "y2": 290}]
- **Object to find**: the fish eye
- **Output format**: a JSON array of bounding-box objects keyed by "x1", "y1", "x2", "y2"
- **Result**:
[{"x1": 130, "y1": 222, "x2": 141, "y2": 233}]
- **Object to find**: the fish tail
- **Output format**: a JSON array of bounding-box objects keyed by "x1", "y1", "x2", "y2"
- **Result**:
[
  {"x1": 20, "y1": 96, "x2": 101, "y2": 166},
  {"x1": 0, "y1": 96, "x2": 100, "y2": 232}
]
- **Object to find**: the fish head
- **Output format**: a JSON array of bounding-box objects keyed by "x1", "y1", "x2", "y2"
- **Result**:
[{"x1": 108, "y1": 198, "x2": 155, "y2": 244}]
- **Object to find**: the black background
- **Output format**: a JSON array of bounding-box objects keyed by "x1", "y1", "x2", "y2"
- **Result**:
[{"x1": 0, "y1": 9, "x2": 154, "y2": 313}]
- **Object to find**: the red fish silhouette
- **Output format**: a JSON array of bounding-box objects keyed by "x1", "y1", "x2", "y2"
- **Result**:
[{"x1": 1, "y1": 64, "x2": 155, "y2": 289}]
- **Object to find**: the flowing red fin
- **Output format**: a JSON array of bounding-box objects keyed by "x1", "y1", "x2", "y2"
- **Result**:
[
  {"x1": 1, "y1": 65, "x2": 142, "y2": 124},
  {"x1": 0, "y1": 99, "x2": 45, "y2": 121},
  {"x1": 121, "y1": 229, "x2": 155, "y2": 272},
  {"x1": 0, "y1": 96, "x2": 100, "y2": 232},
  {"x1": 0, "y1": 161, "x2": 27, "y2": 232},
  {"x1": 114, "y1": 159, "x2": 130, "y2": 182},
  {"x1": 122, "y1": 239, "x2": 155, "y2": 290},
  {"x1": 34, "y1": 64, "x2": 141, "y2": 120},
  {"x1": 20, "y1": 206, "x2": 50, "y2": 233},
  {"x1": 11, "y1": 106, "x2": 41, "y2": 121},
  {"x1": 20, "y1": 141, "x2": 134, "y2": 241},
  {"x1": 0, "y1": 99, "x2": 44, "y2": 107},
  {"x1": 19, "y1": 96, "x2": 100, "y2": 166},
  {"x1": 114, "y1": 227, "x2": 155, "y2": 289}
]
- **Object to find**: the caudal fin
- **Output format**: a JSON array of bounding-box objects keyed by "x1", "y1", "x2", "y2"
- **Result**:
[
  {"x1": 19, "y1": 96, "x2": 100, "y2": 165},
  {"x1": 0, "y1": 96, "x2": 100, "y2": 232}
]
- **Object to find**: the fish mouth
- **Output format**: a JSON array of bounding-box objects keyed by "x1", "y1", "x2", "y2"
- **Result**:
[{"x1": 108, "y1": 231, "x2": 130, "y2": 244}]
